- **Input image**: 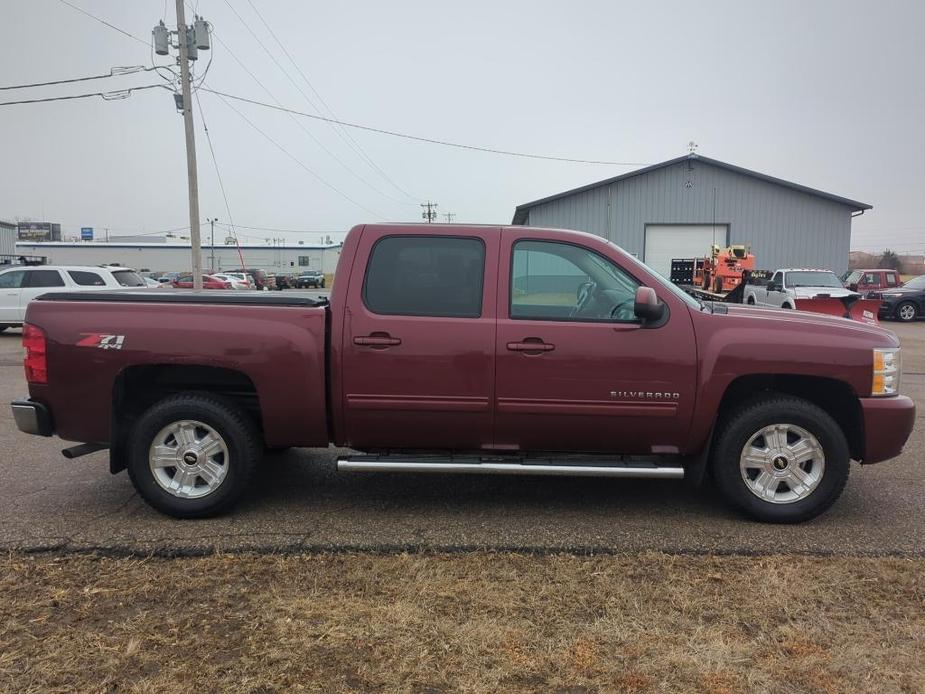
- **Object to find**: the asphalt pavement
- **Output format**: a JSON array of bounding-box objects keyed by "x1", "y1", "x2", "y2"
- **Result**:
[{"x1": 1, "y1": 319, "x2": 922, "y2": 556}]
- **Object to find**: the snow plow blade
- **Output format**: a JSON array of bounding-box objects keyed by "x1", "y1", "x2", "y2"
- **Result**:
[{"x1": 793, "y1": 296, "x2": 880, "y2": 325}]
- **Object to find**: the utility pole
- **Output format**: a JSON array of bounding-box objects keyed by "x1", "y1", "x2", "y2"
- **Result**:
[
  {"x1": 421, "y1": 201, "x2": 438, "y2": 223},
  {"x1": 443, "y1": 212, "x2": 455, "y2": 223},
  {"x1": 208, "y1": 218, "x2": 218, "y2": 272},
  {"x1": 154, "y1": 7, "x2": 211, "y2": 289},
  {"x1": 175, "y1": 0, "x2": 203, "y2": 289}
]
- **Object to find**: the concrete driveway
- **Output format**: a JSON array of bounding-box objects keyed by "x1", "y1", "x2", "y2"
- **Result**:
[{"x1": 0, "y1": 321, "x2": 922, "y2": 556}]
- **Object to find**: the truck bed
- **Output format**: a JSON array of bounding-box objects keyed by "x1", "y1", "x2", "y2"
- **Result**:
[{"x1": 25, "y1": 290, "x2": 330, "y2": 449}]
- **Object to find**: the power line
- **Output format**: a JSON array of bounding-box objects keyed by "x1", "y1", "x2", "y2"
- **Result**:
[
  {"x1": 55, "y1": 0, "x2": 149, "y2": 47},
  {"x1": 0, "y1": 65, "x2": 158, "y2": 91},
  {"x1": 214, "y1": 93, "x2": 384, "y2": 219},
  {"x1": 211, "y1": 6, "x2": 413, "y2": 207},
  {"x1": 0, "y1": 84, "x2": 165, "y2": 107},
  {"x1": 240, "y1": 0, "x2": 417, "y2": 202},
  {"x1": 200, "y1": 88, "x2": 644, "y2": 166}
]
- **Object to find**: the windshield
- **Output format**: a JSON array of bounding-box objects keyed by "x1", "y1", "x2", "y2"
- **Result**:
[
  {"x1": 901, "y1": 275, "x2": 925, "y2": 289},
  {"x1": 785, "y1": 271, "x2": 843, "y2": 288},
  {"x1": 605, "y1": 240, "x2": 703, "y2": 310},
  {"x1": 843, "y1": 270, "x2": 861, "y2": 284}
]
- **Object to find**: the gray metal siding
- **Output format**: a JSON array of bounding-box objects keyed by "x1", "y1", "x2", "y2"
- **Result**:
[
  {"x1": 523, "y1": 160, "x2": 854, "y2": 274},
  {"x1": 0, "y1": 227, "x2": 15, "y2": 258}
]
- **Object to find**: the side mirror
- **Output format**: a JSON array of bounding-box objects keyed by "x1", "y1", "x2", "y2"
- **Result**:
[
  {"x1": 767, "y1": 282, "x2": 778, "y2": 292},
  {"x1": 634, "y1": 286, "x2": 665, "y2": 322},
  {"x1": 848, "y1": 283, "x2": 859, "y2": 291}
]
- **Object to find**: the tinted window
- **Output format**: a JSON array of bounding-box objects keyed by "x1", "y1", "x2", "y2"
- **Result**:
[
  {"x1": 770, "y1": 272, "x2": 783, "y2": 287},
  {"x1": 363, "y1": 236, "x2": 485, "y2": 317},
  {"x1": 25, "y1": 270, "x2": 65, "y2": 288},
  {"x1": 68, "y1": 270, "x2": 106, "y2": 286},
  {"x1": 0, "y1": 270, "x2": 26, "y2": 288},
  {"x1": 511, "y1": 240, "x2": 640, "y2": 322},
  {"x1": 112, "y1": 270, "x2": 145, "y2": 287}
]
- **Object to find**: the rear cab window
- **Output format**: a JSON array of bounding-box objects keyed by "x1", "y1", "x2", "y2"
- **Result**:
[{"x1": 362, "y1": 236, "x2": 485, "y2": 317}]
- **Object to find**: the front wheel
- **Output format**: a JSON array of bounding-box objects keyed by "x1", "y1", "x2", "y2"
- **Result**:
[
  {"x1": 126, "y1": 394, "x2": 262, "y2": 518},
  {"x1": 897, "y1": 301, "x2": 918, "y2": 322},
  {"x1": 712, "y1": 396, "x2": 849, "y2": 523}
]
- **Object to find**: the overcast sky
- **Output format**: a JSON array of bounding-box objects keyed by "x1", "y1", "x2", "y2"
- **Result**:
[{"x1": 1, "y1": 0, "x2": 922, "y2": 252}]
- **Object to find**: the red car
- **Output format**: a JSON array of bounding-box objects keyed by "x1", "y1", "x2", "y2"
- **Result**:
[
  {"x1": 171, "y1": 274, "x2": 232, "y2": 290},
  {"x1": 10, "y1": 223, "x2": 915, "y2": 523}
]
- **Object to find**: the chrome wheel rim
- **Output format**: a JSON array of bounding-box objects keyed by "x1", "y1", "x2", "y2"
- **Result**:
[
  {"x1": 900, "y1": 304, "x2": 915, "y2": 320},
  {"x1": 739, "y1": 424, "x2": 825, "y2": 504},
  {"x1": 149, "y1": 420, "x2": 229, "y2": 499}
]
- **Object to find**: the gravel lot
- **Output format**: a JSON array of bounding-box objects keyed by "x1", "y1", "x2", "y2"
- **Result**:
[{"x1": 0, "y1": 320, "x2": 922, "y2": 556}]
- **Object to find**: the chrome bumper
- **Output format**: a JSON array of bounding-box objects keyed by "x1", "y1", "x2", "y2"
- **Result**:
[{"x1": 11, "y1": 399, "x2": 53, "y2": 437}]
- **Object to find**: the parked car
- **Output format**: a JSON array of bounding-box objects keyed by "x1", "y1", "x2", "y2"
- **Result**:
[
  {"x1": 10, "y1": 224, "x2": 914, "y2": 523},
  {"x1": 228, "y1": 268, "x2": 274, "y2": 291},
  {"x1": 843, "y1": 269, "x2": 902, "y2": 296},
  {"x1": 294, "y1": 270, "x2": 325, "y2": 289},
  {"x1": 171, "y1": 274, "x2": 232, "y2": 290},
  {"x1": 878, "y1": 274, "x2": 925, "y2": 322},
  {"x1": 744, "y1": 268, "x2": 856, "y2": 309},
  {"x1": 212, "y1": 273, "x2": 250, "y2": 290},
  {"x1": 0, "y1": 265, "x2": 148, "y2": 331},
  {"x1": 272, "y1": 274, "x2": 293, "y2": 290}
]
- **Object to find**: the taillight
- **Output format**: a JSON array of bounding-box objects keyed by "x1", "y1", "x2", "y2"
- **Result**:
[{"x1": 23, "y1": 323, "x2": 48, "y2": 384}]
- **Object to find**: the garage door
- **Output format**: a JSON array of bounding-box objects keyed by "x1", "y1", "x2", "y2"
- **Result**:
[{"x1": 644, "y1": 225, "x2": 728, "y2": 278}]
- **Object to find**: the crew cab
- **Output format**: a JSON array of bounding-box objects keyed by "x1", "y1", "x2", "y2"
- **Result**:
[
  {"x1": 743, "y1": 268, "x2": 856, "y2": 309},
  {"x1": 843, "y1": 269, "x2": 902, "y2": 296},
  {"x1": 10, "y1": 224, "x2": 915, "y2": 523}
]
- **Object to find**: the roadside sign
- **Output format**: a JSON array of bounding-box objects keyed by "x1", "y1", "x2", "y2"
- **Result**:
[{"x1": 81, "y1": 227, "x2": 94, "y2": 241}]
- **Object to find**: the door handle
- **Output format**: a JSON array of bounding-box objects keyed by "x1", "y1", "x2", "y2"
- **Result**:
[
  {"x1": 354, "y1": 333, "x2": 401, "y2": 347},
  {"x1": 507, "y1": 338, "x2": 555, "y2": 353}
]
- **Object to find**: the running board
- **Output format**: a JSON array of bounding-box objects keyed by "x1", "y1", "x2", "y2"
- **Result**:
[{"x1": 337, "y1": 454, "x2": 684, "y2": 479}]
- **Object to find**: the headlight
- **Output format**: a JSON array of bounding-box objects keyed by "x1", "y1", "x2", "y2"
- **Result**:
[{"x1": 872, "y1": 348, "x2": 901, "y2": 396}]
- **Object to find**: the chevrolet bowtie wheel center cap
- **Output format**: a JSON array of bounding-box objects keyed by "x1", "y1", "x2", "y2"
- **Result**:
[{"x1": 772, "y1": 455, "x2": 789, "y2": 471}]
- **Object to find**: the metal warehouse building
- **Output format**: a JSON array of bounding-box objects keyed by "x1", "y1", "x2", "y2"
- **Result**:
[
  {"x1": 12, "y1": 241, "x2": 343, "y2": 275},
  {"x1": 512, "y1": 154, "x2": 871, "y2": 277}
]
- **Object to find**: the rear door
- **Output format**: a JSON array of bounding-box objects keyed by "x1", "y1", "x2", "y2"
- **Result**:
[
  {"x1": 0, "y1": 269, "x2": 27, "y2": 322},
  {"x1": 340, "y1": 227, "x2": 499, "y2": 450},
  {"x1": 493, "y1": 229, "x2": 698, "y2": 454},
  {"x1": 19, "y1": 269, "x2": 67, "y2": 320}
]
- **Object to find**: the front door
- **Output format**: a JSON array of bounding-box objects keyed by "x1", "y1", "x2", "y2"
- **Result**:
[
  {"x1": 494, "y1": 230, "x2": 697, "y2": 455},
  {"x1": 0, "y1": 269, "x2": 28, "y2": 323},
  {"x1": 340, "y1": 227, "x2": 499, "y2": 450}
]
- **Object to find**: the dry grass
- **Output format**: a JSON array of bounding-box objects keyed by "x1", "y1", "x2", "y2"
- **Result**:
[{"x1": 1, "y1": 552, "x2": 923, "y2": 693}]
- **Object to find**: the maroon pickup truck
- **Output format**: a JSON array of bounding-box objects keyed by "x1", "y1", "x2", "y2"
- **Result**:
[{"x1": 11, "y1": 224, "x2": 916, "y2": 522}]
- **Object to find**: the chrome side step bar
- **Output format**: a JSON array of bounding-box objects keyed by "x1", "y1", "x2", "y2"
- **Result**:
[{"x1": 337, "y1": 456, "x2": 684, "y2": 479}]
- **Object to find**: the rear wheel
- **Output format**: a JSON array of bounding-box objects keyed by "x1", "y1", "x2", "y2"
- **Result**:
[
  {"x1": 712, "y1": 396, "x2": 849, "y2": 523},
  {"x1": 897, "y1": 301, "x2": 918, "y2": 322},
  {"x1": 126, "y1": 393, "x2": 261, "y2": 518}
]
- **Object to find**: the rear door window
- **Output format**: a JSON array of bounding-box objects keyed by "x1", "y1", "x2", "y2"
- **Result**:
[
  {"x1": 24, "y1": 270, "x2": 65, "y2": 288},
  {"x1": 362, "y1": 236, "x2": 485, "y2": 317},
  {"x1": 68, "y1": 270, "x2": 106, "y2": 286},
  {"x1": 886, "y1": 273, "x2": 899, "y2": 287},
  {"x1": 111, "y1": 270, "x2": 146, "y2": 287}
]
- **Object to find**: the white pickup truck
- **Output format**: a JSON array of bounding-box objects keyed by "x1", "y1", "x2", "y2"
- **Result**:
[{"x1": 743, "y1": 268, "x2": 857, "y2": 309}]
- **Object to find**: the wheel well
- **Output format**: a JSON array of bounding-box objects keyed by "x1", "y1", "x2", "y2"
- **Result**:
[
  {"x1": 715, "y1": 374, "x2": 864, "y2": 460},
  {"x1": 109, "y1": 365, "x2": 262, "y2": 473}
]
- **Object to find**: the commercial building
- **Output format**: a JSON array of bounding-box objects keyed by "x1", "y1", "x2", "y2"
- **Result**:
[
  {"x1": 12, "y1": 240, "x2": 343, "y2": 275},
  {"x1": 512, "y1": 153, "x2": 871, "y2": 277}
]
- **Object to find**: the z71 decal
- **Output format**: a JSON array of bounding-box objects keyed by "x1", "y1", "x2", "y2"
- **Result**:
[{"x1": 77, "y1": 333, "x2": 126, "y2": 350}]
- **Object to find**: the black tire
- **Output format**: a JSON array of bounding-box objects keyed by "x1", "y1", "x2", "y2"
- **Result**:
[
  {"x1": 126, "y1": 393, "x2": 262, "y2": 518},
  {"x1": 896, "y1": 301, "x2": 918, "y2": 322},
  {"x1": 712, "y1": 395, "x2": 850, "y2": 523},
  {"x1": 320, "y1": 280, "x2": 325, "y2": 288}
]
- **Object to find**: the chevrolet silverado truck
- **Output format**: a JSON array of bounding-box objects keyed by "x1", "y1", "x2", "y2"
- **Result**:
[{"x1": 10, "y1": 224, "x2": 916, "y2": 522}]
